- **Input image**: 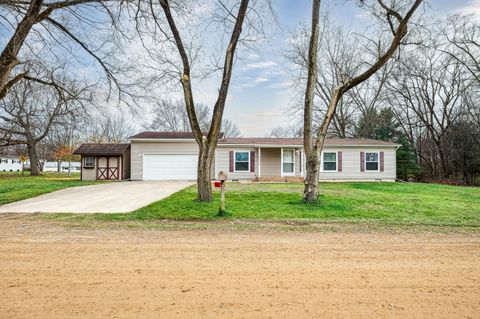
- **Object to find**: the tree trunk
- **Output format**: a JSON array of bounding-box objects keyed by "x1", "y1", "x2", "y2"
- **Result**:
[
  {"x1": 197, "y1": 143, "x2": 214, "y2": 202},
  {"x1": 303, "y1": 153, "x2": 320, "y2": 202},
  {"x1": 57, "y1": 160, "x2": 61, "y2": 172},
  {"x1": 159, "y1": 0, "x2": 249, "y2": 202},
  {"x1": 27, "y1": 141, "x2": 40, "y2": 176},
  {"x1": 0, "y1": 0, "x2": 43, "y2": 94},
  {"x1": 301, "y1": 0, "x2": 422, "y2": 202},
  {"x1": 302, "y1": 0, "x2": 321, "y2": 203}
]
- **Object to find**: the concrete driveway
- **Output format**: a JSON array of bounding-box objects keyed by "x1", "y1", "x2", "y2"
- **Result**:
[{"x1": 0, "y1": 181, "x2": 193, "y2": 213}]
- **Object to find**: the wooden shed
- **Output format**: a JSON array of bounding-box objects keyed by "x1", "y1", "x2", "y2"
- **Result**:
[{"x1": 73, "y1": 143, "x2": 131, "y2": 181}]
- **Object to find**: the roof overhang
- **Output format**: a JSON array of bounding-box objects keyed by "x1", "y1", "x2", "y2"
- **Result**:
[
  {"x1": 217, "y1": 143, "x2": 401, "y2": 148},
  {"x1": 129, "y1": 138, "x2": 197, "y2": 143}
]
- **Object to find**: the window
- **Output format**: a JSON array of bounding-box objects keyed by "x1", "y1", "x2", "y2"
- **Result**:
[
  {"x1": 365, "y1": 152, "x2": 379, "y2": 171},
  {"x1": 234, "y1": 151, "x2": 249, "y2": 172},
  {"x1": 322, "y1": 152, "x2": 337, "y2": 171},
  {"x1": 282, "y1": 150, "x2": 294, "y2": 174},
  {"x1": 84, "y1": 156, "x2": 94, "y2": 169}
]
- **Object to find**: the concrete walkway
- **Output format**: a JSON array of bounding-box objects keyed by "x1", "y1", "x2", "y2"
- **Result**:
[{"x1": 0, "y1": 181, "x2": 193, "y2": 213}]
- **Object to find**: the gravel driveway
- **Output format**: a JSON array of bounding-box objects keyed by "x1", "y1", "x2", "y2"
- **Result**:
[{"x1": 0, "y1": 181, "x2": 193, "y2": 213}]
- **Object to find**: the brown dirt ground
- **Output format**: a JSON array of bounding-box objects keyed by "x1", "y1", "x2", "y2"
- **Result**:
[{"x1": 0, "y1": 218, "x2": 479, "y2": 319}]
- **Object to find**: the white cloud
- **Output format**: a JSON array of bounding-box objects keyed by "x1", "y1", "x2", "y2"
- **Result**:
[
  {"x1": 253, "y1": 76, "x2": 269, "y2": 84},
  {"x1": 454, "y1": 0, "x2": 480, "y2": 17},
  {"x1": 236, "y1": 111, "x2": 283, "y2": 120},
  {"x1": 246, "y1": 53, "x2": 260, "y2": 60},
  {"x1": 243, "y1": 60, "x2": 277, "y2": 70},
  {"x1": 232, "y1": 111, "x2": 286, "y2": 136},
  {"x1": 270, "y1": 80, "x2": 293, "y2": 89}
]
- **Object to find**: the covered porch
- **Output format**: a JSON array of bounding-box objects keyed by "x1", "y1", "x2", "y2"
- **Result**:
[{"x1": 255, "y1": 146, "x2": 304, "y2": 181}]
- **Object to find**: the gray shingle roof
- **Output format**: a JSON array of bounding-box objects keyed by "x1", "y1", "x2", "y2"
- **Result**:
[
  {"x1": 129, "y1": 131, "x2": 224, "y2": 139},
  {"x1": 220, "y1": 137, "x2": 399, "y2": 146},
  {"x1": 128, "y1": 131, "x2": 400, "y2": 147}
]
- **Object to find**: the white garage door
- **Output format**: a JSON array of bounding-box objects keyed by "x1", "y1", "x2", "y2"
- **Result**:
[{"x1": 143, "y1": 154, "x2": 197, "y2": 180}]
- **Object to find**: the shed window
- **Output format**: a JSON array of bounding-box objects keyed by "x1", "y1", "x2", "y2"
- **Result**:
[
  {"x1": 365, "y1": 152, "x2": 379, "y2": 171},
  {"x1": 84, "y1": 156, "x2": 94, "y2": 169},
  {"x1": 234, "y1": 151, "x2": 250, "y2": 172},
  {"x1": 323, "y1": 152, "x2": 337, "y2": 171}
]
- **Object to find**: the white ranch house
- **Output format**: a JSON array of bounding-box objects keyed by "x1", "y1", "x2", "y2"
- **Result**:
[{"x1": 74, "y1": 132, "x2": 400, "y2": 182}]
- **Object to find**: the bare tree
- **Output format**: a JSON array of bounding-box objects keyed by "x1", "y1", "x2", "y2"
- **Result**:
[
  {"x1": 221, "y1": 119, "x2": 241, "y2": 138},
  {"x1": 302, "y1": 0, "x2": 423, "y2": 202},
  {"x1": 442, "y1": 15, "x2": 480, "y2": 84},
  {"x1": 138, "y1": 0, "x2": 267, "y2": 201},
  {"x1": 266, "y1": 124, "x2": 302, "y2": 138},
  {"x1": 386, "y1": 40, "x2": 475, "y2": 178},
  {"x1": 0, "y1": 75, "x2": 91, "y2": 175},
  {"x1": 0, "y1": 0, "x2": 134, "y2": 104},
  {"x1": 82, "y1": 109, "x2": 136, "y2": 143},
  {"x1": 145, "y1": 100, "x2": 211, "y2": 132},
  {"x1": 144, "y1": 99, "x2": 241, "y2": 137},
  {"x1": 287, "y1": 17, "x2": 358, "y2": 138}
]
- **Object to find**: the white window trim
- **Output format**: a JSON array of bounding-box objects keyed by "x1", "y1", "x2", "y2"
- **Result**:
[
  {"x1": 234, "y1": 150, "x2": 250, "y2": 173},
  {"x1": 281, "y1": 148, "x2": 295, "y2": 177},
  {"x1": 320, "y1": 151, "x2": 338, "y2": 173},
  {"x1": 365, "y1": 151, "x2": 380, "y2": 172},
  {"x1": 84, "y1": 156, "x2": 95, "y2": 169}
]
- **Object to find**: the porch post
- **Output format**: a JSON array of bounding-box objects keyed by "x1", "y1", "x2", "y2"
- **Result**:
[
  {"x1": 258, "y1": 147, "x2": 261, "y2": 177},
  {"x1": 280, "y1": 147, "x2": 283, "y2": 177}
]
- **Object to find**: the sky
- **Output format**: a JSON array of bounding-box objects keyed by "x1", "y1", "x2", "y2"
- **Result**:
[
  {"x1": 2, "y1": 0, "x2": 478, "y2": 137},
  {"x1": 184, "y1": 0, "x2": 480, "y2": 137}
]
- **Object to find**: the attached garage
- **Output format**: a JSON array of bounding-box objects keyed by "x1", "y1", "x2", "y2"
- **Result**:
[{"x1": 143, "y1": 154, "x2": 197, "y2": 180}]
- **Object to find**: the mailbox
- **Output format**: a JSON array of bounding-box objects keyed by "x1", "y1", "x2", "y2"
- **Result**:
[{"x1": 218, "y1": 171, "x2": 227, "y2": 182}]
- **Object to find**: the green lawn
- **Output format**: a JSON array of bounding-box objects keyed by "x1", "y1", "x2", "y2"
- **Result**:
[
  {"x1": 0, "y1": 172, "x2": 98, "y2": 205},
  {"x1": 83, "y1": 182, "x2": 480, "y2": 227}
]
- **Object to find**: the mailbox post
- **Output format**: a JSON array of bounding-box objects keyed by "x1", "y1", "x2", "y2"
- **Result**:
[{"x1": 217, "y1": 171, "x2": 227, "y2": 215}]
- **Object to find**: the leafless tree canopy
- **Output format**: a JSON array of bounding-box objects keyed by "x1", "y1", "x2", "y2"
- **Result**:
[
  {"x1": 0, "y1": 71, "x2": 92, "y2": 174},
  {"x1": 144, "y1": 100, "x2": 241, "y2": 137},
  {"x1": 81, "y1": 109, "x2": 136, "y2": 143}
]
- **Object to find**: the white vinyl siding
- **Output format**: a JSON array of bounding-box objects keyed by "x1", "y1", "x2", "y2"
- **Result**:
[
  {"x1": 215, "y1": 147, "x2": 257, "y2": 180},
  {"x1": 129, "y1": 141, "x2": 397, "y2": 181},
  {"x1": 318, "y1": 147, "x2": 396, "y2": 181}
]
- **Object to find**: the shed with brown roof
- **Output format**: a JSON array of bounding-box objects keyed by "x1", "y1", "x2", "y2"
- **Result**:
[{"x1": 74, "y1": 143, "x2": 131, "y2": 181}]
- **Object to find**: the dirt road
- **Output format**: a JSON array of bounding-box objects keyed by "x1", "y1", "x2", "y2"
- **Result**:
[{"x1": 0, "y1": 219, "x2": 479, "y2": 318}]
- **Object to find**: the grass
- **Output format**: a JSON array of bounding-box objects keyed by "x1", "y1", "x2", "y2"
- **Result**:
[
  {"x1": 0, "y1": 172, "x2": 99, "y2": 205},
  {"x1": 55, "y1": 182, "x2": 480, "y2": 228}
]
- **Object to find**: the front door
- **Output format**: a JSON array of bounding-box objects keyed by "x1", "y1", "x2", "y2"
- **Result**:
[
  {"x1": 282, "y1": 149, "x2": 295, "y2": 176},
  {"x1": 97, "y1": 156, "x2": 120, "y2": 180}
]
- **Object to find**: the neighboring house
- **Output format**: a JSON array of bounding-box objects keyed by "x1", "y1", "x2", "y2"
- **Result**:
[
  {"x1": 73, "y1": 143, "x2": 131, "y2": 180},
  {"x1": 43, "y1": 161, "x2": 81, "y2": 173},
  {"x1": 74, "y1": 132, "x2": 400, "y2": 181},
  {"x1": 0, "y1": 156, "x2": 23, "y2": 172}
]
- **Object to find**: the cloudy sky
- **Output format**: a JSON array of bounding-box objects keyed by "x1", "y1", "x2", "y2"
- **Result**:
[{"x1": 181, "y1": 0, "x2": 479, "y2": 137}]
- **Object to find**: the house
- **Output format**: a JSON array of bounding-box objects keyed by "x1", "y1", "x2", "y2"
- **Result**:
[
  {"x1": 0, "y1": 156, "x2": 23, "y2": 172},
  {"x1": 74, "y1": 132, "x2": 400, "y2": 181},
  {"x1": 73, "y1": 143, "x2": 131, "y2": 180},
  {"x1": 131, "y1": 132, "x2": 399, "y2": 181}
]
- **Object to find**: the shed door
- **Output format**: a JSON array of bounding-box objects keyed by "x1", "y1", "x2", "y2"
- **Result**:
[{"x1": 143, "y1": 154, "x2": 197, "y2": 180}]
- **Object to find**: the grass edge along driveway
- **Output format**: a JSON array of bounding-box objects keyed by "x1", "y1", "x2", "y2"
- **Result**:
[
  {"x1": 0, "y1": 173, "x2": 99, "y2": 205},
  {"x1": 47, "y1": 182, "x2": 480, "y2": 228}
]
